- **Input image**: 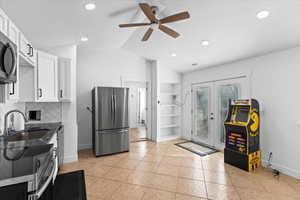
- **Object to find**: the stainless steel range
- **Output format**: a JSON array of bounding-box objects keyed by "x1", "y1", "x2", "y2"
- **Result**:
[{"x1": 0, "y1": 126, "x2": 59, "y2": 200}]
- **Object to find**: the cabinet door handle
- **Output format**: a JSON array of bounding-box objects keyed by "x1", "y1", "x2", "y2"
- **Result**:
[
  {"x1": 39, "y1": 88, "x2": 42, "y2": 98},
  {"x1": 30, "y1": 46, "x2": 33, "y2": 57},
  {"x1": 27, "y1": 44, "x2": 31, "y2": 56},
  {"x1": 9, "y1": 83, "x2": 15, "y2": 95},
  {"x1": 60, "y1": 90, "x2": 63, "y2": 98}
]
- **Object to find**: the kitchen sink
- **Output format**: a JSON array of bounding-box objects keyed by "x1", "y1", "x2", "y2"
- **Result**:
[{"x1": 4, "y1": 129, "x2": 50, "y2": 142}]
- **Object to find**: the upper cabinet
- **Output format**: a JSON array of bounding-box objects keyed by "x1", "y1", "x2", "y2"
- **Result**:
[
  {"x1": 19, "y1": 32, "x2": 36, "y2": 66},
  {"x1": 0, "y1": 7, "x2": 72, "y2": 104},
  {"x1": 58, "y1": 58, "x2": 71, "y2": 102},
  {"x1": 0, "y1": 8, "x2": 8, "y2": 35},
  {"x1": 8, "y1": 21, "x2": 19, "y2": 45},
  {"x1": 6, "y1": 21, "x2": 19, "y2": 101},
  {"x1": 36, "y1": 51, "x2": 58, "y2": 102}
]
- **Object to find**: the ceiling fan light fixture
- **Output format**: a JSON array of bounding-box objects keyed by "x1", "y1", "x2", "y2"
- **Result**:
[
  {"x1": 201, "y1": 40, "x2": 210, "y2": 46},
  {"x1": 256, "y1": 10, "x2": 269, "y2": 19},
  {"x1": 85, "y1": 3, "x2": 96, "y2": 11}
]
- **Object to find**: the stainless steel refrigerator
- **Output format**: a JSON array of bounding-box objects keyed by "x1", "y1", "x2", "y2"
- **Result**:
[{"x1": 92, "y1": 87, "x2": 130, "y2": 157}]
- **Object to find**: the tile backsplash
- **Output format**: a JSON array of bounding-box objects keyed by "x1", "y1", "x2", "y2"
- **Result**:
[{"x1": 25, "y1": 102, "x2": 62, "y2": 123}]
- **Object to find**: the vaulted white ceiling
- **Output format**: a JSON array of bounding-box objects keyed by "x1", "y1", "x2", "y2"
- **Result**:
[{"x1": 1, "y1": 0, "x2": 300, "y2": 72}]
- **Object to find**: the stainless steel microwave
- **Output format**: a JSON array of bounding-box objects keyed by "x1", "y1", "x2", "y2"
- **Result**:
[{"x1": 0, "y1": 31, "x2": 17, "y2": 84}]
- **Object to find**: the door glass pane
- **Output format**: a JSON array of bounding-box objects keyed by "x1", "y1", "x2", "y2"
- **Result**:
[
  {"x1": 218, "y1": 84, "x2": 240, "y2": 143},
  {"x1": 194, "y1": 87, "x2": 209, "y2": 141}
]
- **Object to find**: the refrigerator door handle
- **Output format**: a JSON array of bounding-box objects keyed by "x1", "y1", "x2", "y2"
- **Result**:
[
  {"x1": 111, "y1": 95, "x2": 114, "y2": 122},
  {"x1": 113, "y1": 95, "x2": 116, "y2": 123}
]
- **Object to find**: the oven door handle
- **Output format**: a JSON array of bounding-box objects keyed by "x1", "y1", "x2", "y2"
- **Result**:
[{"x1": 34, "y1": 160, "x2": 55, "y2": 199}]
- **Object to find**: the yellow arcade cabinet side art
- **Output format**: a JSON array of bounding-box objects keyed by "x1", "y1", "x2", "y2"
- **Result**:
[{"x1": 224, "y1": 99, "x2": 261, "y2": 172}]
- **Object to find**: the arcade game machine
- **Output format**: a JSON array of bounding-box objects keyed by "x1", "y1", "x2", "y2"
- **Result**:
[{"x1": 224, "y1": 99, "x2": 260, "y2": 172}]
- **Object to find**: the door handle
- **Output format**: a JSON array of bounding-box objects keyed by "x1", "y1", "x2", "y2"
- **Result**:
[
  {"x1": 210, "y1": 113, "x2": 214, "y2": 120},
  {"x1": 60, "y1": 90, "x2": 63, "y2": 98}
]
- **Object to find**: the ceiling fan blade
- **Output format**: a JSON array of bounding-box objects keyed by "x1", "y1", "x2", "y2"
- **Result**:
[
  {"x1": 160, "y1": 11, "x2": 190, "y2": 24},
  {"x1": 142, "y1": 28, "x2": 154, "y2": 41},
  {"x1": 119, "y1": 23, "x2": 151, "y2": 28},
  {"x1": 159, "y1": 25, "x2": 180, "y2": 38},
  {"x1": 139, "y1": 3, "x2": 157, "y2": 22}
]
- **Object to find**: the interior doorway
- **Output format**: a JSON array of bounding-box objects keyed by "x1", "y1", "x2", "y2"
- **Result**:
[
  {"x1": 125, "y1": 81, "x2": 150, "y2": 142},
  {"x1": 191, "y1": 77, "x2": 248, "y2": 150}
]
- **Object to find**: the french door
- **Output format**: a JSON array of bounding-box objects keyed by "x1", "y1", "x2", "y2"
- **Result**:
[{"x1": 192, "y1": 77, "x2": 248, "y2": 150}]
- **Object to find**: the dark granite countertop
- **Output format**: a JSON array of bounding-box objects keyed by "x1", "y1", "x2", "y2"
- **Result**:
[{"x1": 0, "y1": 122, "x2": 62, "y2": 183}]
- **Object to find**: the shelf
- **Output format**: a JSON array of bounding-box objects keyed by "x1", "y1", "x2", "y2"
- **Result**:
[
  {"x1": 160, "y1": 124, "x2": 179, "y2": 128},
  {"x1": 160, "y1": 104, "x2": 178, "y2": 107},
  {"x1": 161, "y1": 114, "x2": 180, "y2": 117},
  {"x1": 160, "y1": 93, "x2": 179, "y2": 96}
]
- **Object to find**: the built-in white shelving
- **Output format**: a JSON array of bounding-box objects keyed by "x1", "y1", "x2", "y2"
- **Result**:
[
  {"x1": 160, "y1": 124, "x2": 179, "y2": 128},
  {"x1": 158, "y1": 83, "x2": 181, "y2": 142},
  {"x1": 161, "y1": 114, "x2": 180, "y2": 117},
  {"x1": 160, "y1": 104, "x2": 178, "y2": 107}
]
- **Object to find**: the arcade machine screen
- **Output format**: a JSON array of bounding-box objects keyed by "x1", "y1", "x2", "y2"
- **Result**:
[{"x1": 235, "y1": 107, "x2": 249, "y2": 122}]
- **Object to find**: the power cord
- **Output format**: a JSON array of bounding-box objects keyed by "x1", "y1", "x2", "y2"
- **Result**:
[{"x1": 267, "y1": 152, "x2": 280, "y2": 178}]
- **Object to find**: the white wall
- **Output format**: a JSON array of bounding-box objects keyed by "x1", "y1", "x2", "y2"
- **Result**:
[
  {"x1": 49, "y1": 45, "x2": 78, "y2": 163},
  {"x1": 182, "y1": 47, "x2": 300, "y2": 179},
  {"x1": 77, "y1": 48, "x2": 149, "y2": 149},
  {"x1": 159, "y1": 64, "x2": 181, "y2": 83}
]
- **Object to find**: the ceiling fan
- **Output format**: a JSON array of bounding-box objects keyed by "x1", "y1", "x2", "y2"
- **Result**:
[{"x1": 119, "y1": 3, "x2": 190, "y2": 41}]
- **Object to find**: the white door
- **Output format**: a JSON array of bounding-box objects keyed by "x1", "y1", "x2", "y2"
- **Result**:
[
  {"x1": 37, "y1": 51, "x2": 58, "y2": 102},
  {"x1": 192, "y1": 77, "x2": 247, "y2": 150},
  {"x1": 192, "y1": 82, "x2": 214, "y2": 145},
  {"x1": 214, "y1": 78, "x2": 247, "y2": 149}
]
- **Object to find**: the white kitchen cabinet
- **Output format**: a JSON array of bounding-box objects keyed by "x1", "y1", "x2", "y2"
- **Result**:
[
  {"x1": 19, "y1": 32, "x2": 36, "y2": 66},
  {"x1": 6, "y1": 21, "x2": 19, "y2": 101},
  {"x1": 0, "y1": 8, "x2": 8, "y2": 35},
  {"x1": 36, "y1": 51, "x2": 58, "y2": 102},
  {"x1": 8, "y1": 21, "x2": 19, "y2": 45},
  {"x1": 58, "y1": 58, "x2": 71, "y2": 102}
]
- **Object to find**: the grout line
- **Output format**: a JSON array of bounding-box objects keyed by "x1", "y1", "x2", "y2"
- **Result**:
[{"x1": 201, "y1": 158, "x2": 210, "y2": 200}]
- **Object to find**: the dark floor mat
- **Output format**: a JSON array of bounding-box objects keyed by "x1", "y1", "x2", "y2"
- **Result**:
[
  {"x1": 175, "y1": 141, "x2": 218, "y2": 157},
  {"x1": 53, "y1": 170, "x2": 87, "y2": 200}
]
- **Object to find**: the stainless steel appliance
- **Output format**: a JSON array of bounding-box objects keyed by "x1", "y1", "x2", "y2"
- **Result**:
[
  {"x1": 0, "y1": 144, "x2": 56, "y2": 200},
  {"x1": 0, "y1": 31, "x2": 17, "y2": 84},
  {"x1": 92, "y1": 87, "x2": 129, "y2": 156},
  {"x1": 0, "y1": 125, "x2": 59, "y2": 200}
]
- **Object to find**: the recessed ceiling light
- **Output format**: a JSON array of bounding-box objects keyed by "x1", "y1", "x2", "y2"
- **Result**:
[
  {"x1": 81, "y1": 37, "x2": 88, "y2": 42},
  {"x1": 171, "y1": 53, "x2": 177, "y2": 57},
  {"x1": 256, "y1": 10, "x2": 270, "y2": 19},
  {"x1": 201, "y1": 40, "x2": 210, "y2": 46},
  {"x1": 85, "y1": 3, "x2": 96, "y2": 10}
]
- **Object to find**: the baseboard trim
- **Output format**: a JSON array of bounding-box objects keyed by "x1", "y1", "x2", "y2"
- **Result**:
[
  {"x1": 79, "y1": 143, "x2": 92, "y2": 150},
  {"x1": 63, "y1": 154, "x2": 78, "y2": 164},
  {"x1": 261, "y1": 160, "x2": 300, "y2": 179}
]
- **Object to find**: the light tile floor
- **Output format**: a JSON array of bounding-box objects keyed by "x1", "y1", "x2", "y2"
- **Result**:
[{"x1": 60, "y1": 140, "x2": 300, "y2": 200}]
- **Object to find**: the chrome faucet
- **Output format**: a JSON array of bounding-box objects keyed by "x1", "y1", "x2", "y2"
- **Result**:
[{"x1": 3, "y1": 110, "x2": 28, "y2": 136}]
